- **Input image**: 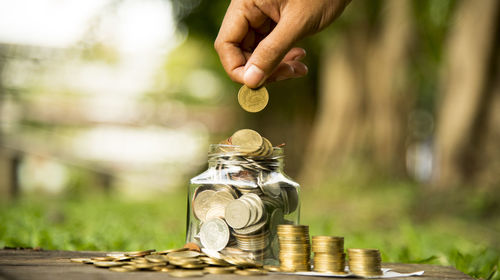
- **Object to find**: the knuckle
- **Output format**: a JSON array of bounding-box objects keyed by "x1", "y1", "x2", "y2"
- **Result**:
[{"x1": 213, "y1": 38, "x2": 222, "y2": 52}]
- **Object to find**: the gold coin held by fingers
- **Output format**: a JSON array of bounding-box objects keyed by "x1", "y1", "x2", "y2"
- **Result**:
[{"x1": 238, "y1": 85, "x2": 269, "y2": 113}]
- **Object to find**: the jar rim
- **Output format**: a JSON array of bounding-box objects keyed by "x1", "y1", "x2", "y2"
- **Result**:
[{"x1": 208, "y1": 144, "x2": 284, "y2": 159}]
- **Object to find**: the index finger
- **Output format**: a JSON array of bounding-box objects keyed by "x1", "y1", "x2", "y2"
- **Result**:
[{"x1": 214, "y1": 2, "x2": 265, "y2": 83}]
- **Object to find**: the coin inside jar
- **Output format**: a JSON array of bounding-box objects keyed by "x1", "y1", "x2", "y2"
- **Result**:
[
  {"x1": 199, "y1": 218, "x2": 230, "y2": 251},
  {"x1": 225, "y1": 200, "x2": 251, "y2": 229}
]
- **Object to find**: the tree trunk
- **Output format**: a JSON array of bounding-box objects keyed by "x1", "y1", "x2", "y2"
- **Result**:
[
  {"x1": 366, "y1": 0, "x2": 413, "y2": 175},
  {"x1": 433, "y1": 0, "x2": 500, "y2": 188},
  {"x1": 299, "y1": 32, "x2": 366, "y2": 186},
  {"x1": 300, "y1": 0, "x2": 413, "y2": 186}
]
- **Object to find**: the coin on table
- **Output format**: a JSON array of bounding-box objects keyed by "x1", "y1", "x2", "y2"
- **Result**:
[
  {"x1": 91, "y1": 256, "x2": 114, "y2": 261},
  {"x1": 169, "y1": 269, "x2": 205, "y2": 277},
  {"x1": 145, "y1": 254, "x2": 168, "y2": 263},
  {"x1": 70, "y1": 258, "x2": 93, "y2": 264},
  {"x1": 238, "y1": 85, "x2": 269, "y2": 113},
  {"x1": 204, "y1": 266, "x2": 236, "y2": 274},
  {"x1": 199, "y1": 256, "x2": 230, "y2": 266},
  {"x1": 109, "y1": 266, "x2": 136, "y2": 272},
  {"x1": 167, "y1": 250, "x2": 202, "y2": 260},
  {"x1": 157, "y1": 248, "x2": 188, "y2": 255},
  {"x1": 200, "y1": 218, "x2": 230, "y2": 251},
  {"x1": 234, "y1": 268, "x2": 268, "y2": 275},
  {"x1": 263, "y1": 265, "x2": 281, "y2": 272},
  {"x1": 93, "y1": 261, "x2": 125, "y2": 268},
  {"x1": 125, "y1": 249, "x2": 155, "y2": 257}
]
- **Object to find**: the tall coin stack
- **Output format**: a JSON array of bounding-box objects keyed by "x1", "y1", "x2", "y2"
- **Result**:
[
  {"x1": 347, "y1": 248, "x2": 383, "y2": 276},
  {"x1": 312, "y1": 236, "x2": 346, "y2": 274},
  {"x1": 277, "y1": 225, "x2": 311, "y2": 271}
]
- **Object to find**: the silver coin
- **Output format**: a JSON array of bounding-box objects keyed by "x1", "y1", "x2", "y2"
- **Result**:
[
  {"x1": 243, "y1": 193, "x2": 264, "y2": 224},
  {"x1": 240, "y1": 197, "x2": 257, "y2": 226},
  {"x1": 200, "y1": 218, "x2": 230, "y2": 251},
  {"x1": 232, "y1": 212, "x2": 268, "y2": 235},
  {"x1": 205, "y1": 205, "x2": 226, "y2": 220},
  {"x1": 193, "y1": 190, "x2": 216, "y2": 222},
  {"x1": 225, "y1": 200, "x2": 251, "y2": 229}
]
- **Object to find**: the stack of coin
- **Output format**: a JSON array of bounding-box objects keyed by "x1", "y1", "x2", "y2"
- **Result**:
[
  {"x1": 225, "y1": 193, "x2": 264, "y2": 229},
  {"x1": 189, "y1": 129, "x2": 300, "y2": 263},
  {"x1": 311, "y1": 236, "x2": 346, "y2": 274},
  {"x1": 347, "y1": 248, "x2": 383, "y2": 276},
  {"x1": 277, "y1": 225, "x2": 311, "y2": 271}
]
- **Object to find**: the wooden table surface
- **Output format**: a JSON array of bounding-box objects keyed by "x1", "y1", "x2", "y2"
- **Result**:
[{"x1": 0, "y1": 249, "x2": 472, "y2": 280}]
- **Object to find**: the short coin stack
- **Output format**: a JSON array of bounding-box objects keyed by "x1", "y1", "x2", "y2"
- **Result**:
[
  {"x1": 347, "y1": 248, "x2": 383, "y2": 277},
  {"x1": 312, "y1": 236, "x2": 346, "y2": 274},
  {"x1": 277, "y1": 225, "x2": 311, "y2": 271}
]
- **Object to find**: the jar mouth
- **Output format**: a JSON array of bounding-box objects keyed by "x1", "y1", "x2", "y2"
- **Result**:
[{"x1": 208, "y1": 144, "x2": 284, "y2": 159}]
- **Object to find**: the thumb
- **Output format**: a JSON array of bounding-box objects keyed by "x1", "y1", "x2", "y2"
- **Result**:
[{"x1": 244, "y1": 16, "x2": 301, "y2": 88}]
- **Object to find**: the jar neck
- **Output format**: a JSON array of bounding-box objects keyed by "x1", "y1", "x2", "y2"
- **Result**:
[{"x1": 207, "y1": 144, "x2": 284, "y2": 172}]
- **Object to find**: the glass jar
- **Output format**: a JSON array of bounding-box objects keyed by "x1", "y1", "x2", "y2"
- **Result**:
[{"x1": 186, "y1": 144, "x2": 300, "y2": 264}]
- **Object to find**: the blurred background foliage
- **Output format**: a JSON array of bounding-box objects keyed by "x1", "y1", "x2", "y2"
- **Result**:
[{"x1": 0, "y1": 0, "x2": 499, "y2": 279}]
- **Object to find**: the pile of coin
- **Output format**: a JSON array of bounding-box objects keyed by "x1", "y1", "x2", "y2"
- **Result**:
[
  {"x1": 189, "y1": 129, "x2": 299, "y2": 263},
  {"x1": 347, "y1": 248, "x2": 383, "y2": 277},
  {"x1": 70, "y1": 248, "x2": 271, "y2": 277},
  {"x1": 237, "y1": 85, "x2": 269, "y2": 113},
  {"x1": 311, "y1": 236, "x2": 346, "y2": 274},
  {"x1": 277, "y1": 225, "x2": 311, "y2": 271}
]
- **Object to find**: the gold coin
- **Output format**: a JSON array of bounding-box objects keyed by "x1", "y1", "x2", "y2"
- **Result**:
[
  {"x1": 169, "y1": 258, "x2": 203, "y2": 266},
  {"x1": 109, "y1": 266, "x2": 136, "y2": 272},
  {"x1": 263, "y1": 265, "x2": 281, "y2": 272},
  {"x1": 112, "y1": 256, "x2": 133, "y2": 262},
  {"x1": 91, "y1": 256, "x2": 114, "y2": 261},
  {"x1": 204, "y1": 266, "x2": 236, "y2": 274},
  {"x1": 93, "y1": 261, "x2": 125, "y2": 268},
  {"x1": 145, "y1": 254, "x2": 168, "y2": 263},
  {"x1": 199, "y1": 256, "x2": 230, "y2": 266},
  {"x1": 238, "y1": 85, "x2": 269, "y2": 113},
  {"x1": 167, "y1": 250, "x2": 202, "y2": 259},
  {"x1": 231, "y1": 129, "x2": 263, "y2": 153},
  {"x1": 156, "y1": 248, "x2": 188, "y2": 255},
  {"x1": 133, "y1": 262, "x2": 160, "y2": 270},
  {"x1": 234, "y1": 268, "x2": 268, "y2": 276},
  {"x1": 169, "y1": 269, "x2": 204, "y2": 277},
  {"x1": 180, "y1": 263, "x2": 208, "y2": 269},
  {"x1": 125, "y1": 249, "x2": 155, "y2": 257},
  {"x1": 70, "y1": 258, "x2": 93, "y2": 264},
  {"x1": 158, "y1": 266, "x2": 176, "y2": 272}
]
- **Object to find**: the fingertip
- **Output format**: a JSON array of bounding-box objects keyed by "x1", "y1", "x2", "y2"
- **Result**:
[
  {"x1": 293, "y1": 62, "x2": 308, "y2": 76},
  {"x1": 244, "y1": 64, "x2": 266, "y2": 88},
  {"x1": 294, "y1": 48, "x2": 306, "y2": 61}
]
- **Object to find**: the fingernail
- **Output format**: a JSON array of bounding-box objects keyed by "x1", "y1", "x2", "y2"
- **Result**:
[
  {"x1": 294, "y1": 53, "x2": 306, "y2": 61},
  {"x1": 244, "y1": 64, "x2": 265, "y2": 88}
]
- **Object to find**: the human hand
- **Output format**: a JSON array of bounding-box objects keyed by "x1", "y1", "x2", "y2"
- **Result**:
[{"x1": 214, "y1": 0, "x2": 350, "y2": 88}]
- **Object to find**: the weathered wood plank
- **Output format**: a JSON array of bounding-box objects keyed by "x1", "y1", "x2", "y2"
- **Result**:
[{"x1": 0, "y1": 249, "x2": 472, "y2": 280}]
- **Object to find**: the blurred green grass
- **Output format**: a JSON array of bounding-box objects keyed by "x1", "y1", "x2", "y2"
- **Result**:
[{"x1": 1, "y1": 179, "x2": 499, "y2": 279}]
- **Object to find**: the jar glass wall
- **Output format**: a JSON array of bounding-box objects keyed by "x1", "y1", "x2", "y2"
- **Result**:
[{"x1": 186, "y1": 144, "x2": 300, "y2": 265}]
